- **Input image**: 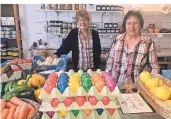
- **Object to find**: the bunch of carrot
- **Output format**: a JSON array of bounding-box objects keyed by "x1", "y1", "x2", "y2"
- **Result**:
[{"x1": 1, "y1": 96, "x2": 36, "y2": 119}]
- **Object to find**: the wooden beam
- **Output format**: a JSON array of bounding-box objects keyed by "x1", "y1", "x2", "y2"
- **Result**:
[{"x1": 13, "y1": 4, "x2": 22, "y2": 58}]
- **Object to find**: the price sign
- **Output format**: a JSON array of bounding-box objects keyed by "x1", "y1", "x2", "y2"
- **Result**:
[
  {"x1": 5, "y1": 66, "x2": 14, "y2": 78},
  {"x1": 119, "y1": 93, "x2": 153, "y2": 113}
]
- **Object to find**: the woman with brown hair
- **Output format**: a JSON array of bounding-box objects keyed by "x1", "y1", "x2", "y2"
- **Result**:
[
  {"x1": 55, "y1": 9, "x2": 101, "y2": 71},
  {"x1": 106, "y1": 10, "x2": 160, "y2": 88}
]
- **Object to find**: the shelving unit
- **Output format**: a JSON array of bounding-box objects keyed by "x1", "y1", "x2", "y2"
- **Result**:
[{"x1": 1, "y1": 4, "x2": 22, "y2": 61}]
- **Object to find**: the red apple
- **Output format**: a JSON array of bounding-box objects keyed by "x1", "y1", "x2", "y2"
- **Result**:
[
  {"x1": 102, "y1": 96, "x2": 110, "y2": 105},
  {"x1": 75, "y1": 96, "x2": 86, "y2": 106},
  {"x1": 88, "y1": 96, "x2": 98, "y2": 105},
  {"x1": 63, "y1": 97, "x2": 74, "y2": 107},
  {"x1": 50, "y1": 98, "x2": 60, "y2": 107},
  {"x1": 107, "y1": 108, "x2": 115, "y2": 115}
]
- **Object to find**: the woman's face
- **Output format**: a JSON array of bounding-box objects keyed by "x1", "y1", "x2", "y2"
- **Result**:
[
  {"x1": 78, "y1": 17, "x2": 89, "y2": 31},
  {"x1": 126, "y1": 16, "x2": 141, "y2": 37}
]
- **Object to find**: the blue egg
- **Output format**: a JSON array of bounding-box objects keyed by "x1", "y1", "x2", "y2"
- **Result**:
[
  {"x1": 96, "y1": 109, "x2": 103, "y2": 115},
  {"x1": 57, "y1": 80, "x2": 68, "y2": 93},
  {"x1": 59, "y1": 73, "x2": 69, "y2": 80}
]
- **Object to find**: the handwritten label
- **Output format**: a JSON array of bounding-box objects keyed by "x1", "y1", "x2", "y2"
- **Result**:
[
  {"x1": 119, "y1": 93, "x2": 153, "y2": 113},
  {"x1": 5, "y1": 66, "x2": 13, "y2": 78}
]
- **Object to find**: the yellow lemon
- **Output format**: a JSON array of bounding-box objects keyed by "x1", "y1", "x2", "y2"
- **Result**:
[
  {"x1": 145, "y1": 78, "x2": 158, "y2": 89},
  {"x1": 154, "y1": 86, "x2": 171, "y2": 101},
  {"x1": 150, "y1": 88, "x2": 156, "y2": 95},
  {"x1": 60, "y1": 110, "x2": 67, "y2": 118},
  {"x1": 139, "y1": 71, "x2": 151, "y2": 84}
]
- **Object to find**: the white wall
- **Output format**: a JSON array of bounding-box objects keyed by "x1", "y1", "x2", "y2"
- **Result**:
[{"x1": 19, "y1": 4, "x2": 171, "y2": 57}]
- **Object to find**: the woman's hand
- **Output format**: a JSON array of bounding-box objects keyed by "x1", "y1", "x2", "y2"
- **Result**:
[{"x1": 53, "y1": 54, "x2": 58, "y2": 58}]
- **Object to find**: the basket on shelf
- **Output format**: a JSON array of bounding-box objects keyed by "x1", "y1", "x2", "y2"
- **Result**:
[
  {"x1": 21, "y1": 98, "x2": 42, "y2": 119},
  {"x1": 138, "y1": 73, "x2": 171, "y2": 119},
  {"x1": 0, "y1": 63, "x2": 23, "y2": 83},
  {"x1": 32, "y1": 55, "x2": 68, "y2": 72}
]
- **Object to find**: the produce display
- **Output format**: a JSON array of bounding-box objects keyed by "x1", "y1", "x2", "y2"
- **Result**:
[
  {"x1": 11, "y1": 58, "x2": 32, "y2": 64},
  {"x1": 37, "y1": 57, "x2": 59, "y2": 65},
  {"x1": 1, "y1": 97, "x2": 37, "y2": 119},
  {"x1": 139, "y1": 71, "x2": 171, "y2": 103}
]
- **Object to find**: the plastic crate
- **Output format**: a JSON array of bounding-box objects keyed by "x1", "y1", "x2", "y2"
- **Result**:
[
  {"x1": 32, "y1": 55, "x2": 68, "y2": 72},
  {"x1": 162, "y1": 70, "x2": 171, "y2": 80}
]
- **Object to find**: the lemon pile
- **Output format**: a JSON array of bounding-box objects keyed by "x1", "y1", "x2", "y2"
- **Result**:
[{"x1": 139, "y1": 71, "x2": 171, "y2": 105}]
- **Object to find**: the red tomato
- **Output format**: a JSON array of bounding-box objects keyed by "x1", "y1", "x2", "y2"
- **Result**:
[
  {"x1": 50, "y1": 98, "x2": 60, "y2": 107},
  {"x1": 63, "y1": 97, "x2": 74, "y2": 107},
  {"x1": 102, "y1": 96, "x2": 110, "y2": 105},
  {"x1": 75, "y1": 96, "x2": 86, "y2": 106},
  {"x1": 88, "y1": 96, "x2": 98, "y2": 105}
]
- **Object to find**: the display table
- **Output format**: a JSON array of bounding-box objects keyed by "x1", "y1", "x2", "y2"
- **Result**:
[{"x1": 119, "y1": 109, "x2": 164, "y2": 119}]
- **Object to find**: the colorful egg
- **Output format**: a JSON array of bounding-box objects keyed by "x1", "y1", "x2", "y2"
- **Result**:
[
  {"x1": 57, "y1": 80, "x2": 68, "y2": 93},
  {"x1": 72, "y1": 73, "x2": 80, "y2": 80},
  {"x1": 50, "y1": 98, "x2": 60, "y2": 107},
  {"x1": 75, "y1": 96, "x2": 86, "y2": 106},
  {"x1": 92, "y1": 72, "x2": 103, "y2": 84},
  {"x1": 63, "y1": 97, "x2": 74, "y2": 107},
  {"x1": 94, "y1": 80, "x2": 105, "y2": 92},
  {"x1": 84, "y1": 109, "x2": 92, "y2": 116},
  {"x1": 69, "y1": 81, "x2": 80, "y2": 93},
  {"x1": 47, "y1": 111, "x2": 54, "y2": 118},
  {"x1": 88, "y1": 96, "x2": 98, "y2": 105},
  {"x1": 96, "y1": 109, "x2": 103, "y2": 115},
  {"x1": 102, "y1": 96, "x2": 110, "y2": 105},
  {"x1": 59, "y1": 110, "x2": 67, "y2": 118},
  {"x1": 107, "y1": 108, "x2": 115, "y2": 115},
  {"x1": 59, "y1": 73, "x2": 69, "y2": 82},
  {"x1": 105, "y1": 79, "x2": 116, "y2": 92},
  {"x1": 71, "y1": 110, "x2": 79, "y2": 117}
]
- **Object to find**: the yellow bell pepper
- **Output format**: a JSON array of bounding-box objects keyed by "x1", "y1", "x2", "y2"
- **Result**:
[
  {"x1": 17, "y1": 80, "x2": 26, "y2": 85},
  {"x1": 34, "y1": 80, "x2": 43, "y2": 103}
]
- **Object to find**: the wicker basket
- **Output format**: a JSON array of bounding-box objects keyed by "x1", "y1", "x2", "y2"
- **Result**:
[
  {"x1": 21, "y1": 98, "x2": 42, "y2": 119},
  {"x1": 138, "y1": 73, "x2": 171, "y2": 119}
]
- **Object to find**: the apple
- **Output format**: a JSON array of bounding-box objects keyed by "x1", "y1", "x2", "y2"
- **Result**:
[
  {"x1": 75, "y1": 96, "x2": 86, "y2": 106},
  {"x1": 50, "y1": 98, "x2": 60, "y2": 107},
  {"x1": 88, "y1": 96, "x2": 98, "y2": 105},
  {"x1": 63, "y1": 97, "x2": 74, "y2": 107},
  {"x1": 102, "y1": 96, "x2": 110, "y2": 105},
  {"x1": 107, "y1": 108, "x2": 115, "y2": 115}
]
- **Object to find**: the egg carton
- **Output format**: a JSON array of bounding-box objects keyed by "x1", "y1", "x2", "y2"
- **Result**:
[
  {"x1": 0, "y1": 70, "x2": 22, "y2": 83},
  {"x1": 41, "y1": 109, "x2": 121, "y2": 119},
  {"x1": 39, "y1": 98, "x2": 120, "y2": 112},
  {"x1": 39, "y1": 86, "x2": 121, "y2": 99}
]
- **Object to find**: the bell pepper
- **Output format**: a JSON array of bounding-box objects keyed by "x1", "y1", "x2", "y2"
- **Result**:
[
  {"x1": 34, "y1": 81, "x2": 43, "y2": 103},
  {"x1": 17, "y1": 80, "x2": 26, "y2": 85}
]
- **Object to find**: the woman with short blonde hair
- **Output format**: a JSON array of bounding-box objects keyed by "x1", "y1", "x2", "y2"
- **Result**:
[{"x1": 55, "y1": 9, "x2": 101, "y2": 71}]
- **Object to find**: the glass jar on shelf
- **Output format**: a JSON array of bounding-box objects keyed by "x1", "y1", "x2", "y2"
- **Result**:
[
  {"x1": 7, "y1": 48, "x2": 12, "y2": 56},
  {"x1": 1, "y1": 49, "x2": 7, "y2": 57},
  {"x1": 12, "y1": 48, "x2": 19, "y2": 57}
]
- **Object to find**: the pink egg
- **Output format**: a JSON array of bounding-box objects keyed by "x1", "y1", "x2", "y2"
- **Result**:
[
  {"x1": 104, "y1": 75, "x2": 113, "y2": 81},
  {"x1": 102, "y1": 72, "x2": 111, "y2": 79},
  {"x1": 106, "y1": 79, "x2": 116, "y2": 92}
]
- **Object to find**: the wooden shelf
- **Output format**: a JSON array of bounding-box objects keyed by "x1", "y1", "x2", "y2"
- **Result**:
[
  {"x1": 147, "y1": 33, "x2": 171, "y2": 35},
  {"x1": 35, "y1": 9, "x2": 123, "y2": 13},
  {"x1": 1, "y1": 56, "x2": 18, "y2": 59}
]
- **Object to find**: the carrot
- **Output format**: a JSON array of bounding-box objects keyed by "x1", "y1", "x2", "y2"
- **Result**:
[
  {"x1": 14, "y1": 105, "x2": 22, "y2": 119},
  {"x1": 10, "y1": 96, "x2": 24, "y2": 106},
  {"x1": 1, "y1": 108, "x2": 9, "y2": 119},
  {"x1": 18, "y1": 103, "x2": 29, "y2": 119},
  {"x1": 26, "y1": 104, "x2": 36, "y2": 119},
  {"x1": 7, "y1": 106, "x2": 16, "y2": 119},
  {"x1": 6, "y1": 101, "x2": 17, "y2": 108},
  {"x1": 1, "y1": 99, "x2": 6, "y2": 111},
  {"x1": 26, "y1": 109, "x2": 36, "y2": 119}
]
